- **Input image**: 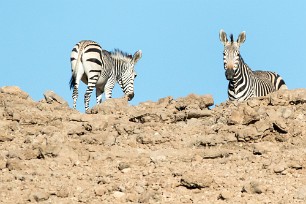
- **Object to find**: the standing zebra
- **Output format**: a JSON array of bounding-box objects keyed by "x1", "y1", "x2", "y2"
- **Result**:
[
  {"x1": 70, "y1": 40, "x2": 142, "y2": 111},
  {"x1": 219, "y1": 30, "x2": 287, "y2": 101}
]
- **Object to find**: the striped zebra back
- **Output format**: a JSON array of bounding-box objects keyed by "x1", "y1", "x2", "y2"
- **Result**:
[{"x1": 253, "y1": 71, "x2": 288, "y2": 90}]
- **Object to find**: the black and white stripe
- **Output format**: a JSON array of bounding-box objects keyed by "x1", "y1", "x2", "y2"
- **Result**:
[
  {"x1": 110, "y1": 49, "x2": 142, "y2": 101},
  {"x1": 219, "y1": 30, "x2": 287, "y2": 101},
  {"x1": 70, "y1": 40, "x2": 142, "y2": 111}
]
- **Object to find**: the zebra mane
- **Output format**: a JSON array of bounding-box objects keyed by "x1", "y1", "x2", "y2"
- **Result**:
[
  {"x1": 230, "y1": 34, "x2": 234, "y2": 43},
  {"x1": 110, "y1": 49, "x2": 133, "y2": 61}
]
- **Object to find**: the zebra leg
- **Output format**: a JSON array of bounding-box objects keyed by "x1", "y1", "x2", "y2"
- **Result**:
[
  {"x1": 84, "y1": 73, "x2": 100, "y2": 112},
  {"x1": 104, "y1": 77, "x2": 116, "y2": 99},
  {"x1": 84, "y1": 85, "x2": 95, "y2": 112},
  {"x1": 72, "y1": 71, "x2": 84, "y2": 109},
  {"x1": 72, "y1": 84, "x2": 79, "y2": 109},
  {"x1": 96, "y1": 86, "x2": 104, "y2": 104}
]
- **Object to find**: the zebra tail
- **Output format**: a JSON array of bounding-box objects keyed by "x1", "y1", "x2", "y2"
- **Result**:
[
  {"x1": 69, "y1": 75, "x2": 75, "y2": 90},
  {"x1": 69, "y1": 43, "x2": 84, "y2": 90}
]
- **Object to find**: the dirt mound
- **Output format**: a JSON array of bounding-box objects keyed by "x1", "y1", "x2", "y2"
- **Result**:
[{"x1": 0, "y1": 86, "x2": 306, "y2": 203}]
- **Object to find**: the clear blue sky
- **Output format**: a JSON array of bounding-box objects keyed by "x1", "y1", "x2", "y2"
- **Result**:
[{"x1": 1, "y1": 1, "x2": 305, "y2": 112}]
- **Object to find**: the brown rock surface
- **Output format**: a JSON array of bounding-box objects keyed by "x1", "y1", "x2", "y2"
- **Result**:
[{"x1": 0, "y1": 86, "x2": 306, "y2": 203}]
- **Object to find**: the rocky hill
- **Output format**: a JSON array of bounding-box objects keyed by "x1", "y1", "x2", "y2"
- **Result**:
[{"x1": 0, "y1": 86, "x2": 306, "y2": 203}]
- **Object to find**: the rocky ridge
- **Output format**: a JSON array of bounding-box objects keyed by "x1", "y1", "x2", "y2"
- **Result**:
[{"x1": 0, "y1": 86, "x2": 306, "y2": 203}]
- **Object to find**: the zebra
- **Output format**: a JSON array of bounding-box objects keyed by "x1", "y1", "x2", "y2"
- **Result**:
[
  {"x1": 219, "y1": 30, "x2": 287, "y2": 101},
  {"x1": 70, "y1": 40, "x2": 142, "y2": 111}
]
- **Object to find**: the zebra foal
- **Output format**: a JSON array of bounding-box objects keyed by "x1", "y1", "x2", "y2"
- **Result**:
[
  {"x1": 219, "y1": 30, "x2": 287, "y2": 101},
  {"x1": 70, "y1": 40, "x2": 142, "y2": 111}
]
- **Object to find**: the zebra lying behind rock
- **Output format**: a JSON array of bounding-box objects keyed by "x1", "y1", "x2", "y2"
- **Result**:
[
  {"x1": 70, "y1": 40, "x2": 142, "y2": 112},
  {"x1": 219, "y1": 29, "x2": 287, "y2": 101}
]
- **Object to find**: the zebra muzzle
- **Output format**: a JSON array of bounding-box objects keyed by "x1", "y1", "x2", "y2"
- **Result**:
[
  {"x1": 225, "y1": 69, "x2": 235, "y2": 80},
  {"x1": 127, "y1": 92, "x2": 134, "y2": 101}
]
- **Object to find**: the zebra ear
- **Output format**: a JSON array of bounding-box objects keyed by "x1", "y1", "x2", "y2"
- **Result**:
[
  {"x1": 132, "y1": 50, "x2": 142, "y2": 64},
  {"x1": 219, "y1": 29, "x2": 228, "y2": 45},
  {"x1": 237, "y1": 31, "x2": 246, "y2": 45}
]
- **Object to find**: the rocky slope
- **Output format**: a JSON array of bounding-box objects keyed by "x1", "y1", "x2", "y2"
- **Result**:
[{"x1": 0, "y1": 86, "x2": 306, "y2": 203}]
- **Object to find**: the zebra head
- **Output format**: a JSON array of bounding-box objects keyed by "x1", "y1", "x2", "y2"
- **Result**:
[
  {"x1": 116, "y1": 50, "x2": 142, "y2": 101},
  {"x1": 219, "y1": 29, "x2": 246, "y2": 81}
]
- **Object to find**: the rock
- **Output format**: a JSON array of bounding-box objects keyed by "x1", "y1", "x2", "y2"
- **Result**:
[
  {"x1": 218, "y1": 190, "x2": 233, "y2": 200},
  {"x1": 236, "y1": 126, "x2": 261, "y2": 141},
  {"x1": 40, "y1": 144, "x2": 61, "y2": 158},
  {"x1": 43, "y1": 90, "x2": 68, "y2": 105},
  {"x1": 295, "y1": 185, "x2": 306, "y2": 200},
  {"x1": 136, "y1": 131, "x2": 168, "y2": 145},
  {"x1": 126, "y1": 192, "x2": 138, "y2": 203},
  {"x1": 6, "y1": 159, "x2": 23, "y2": 171},
  {"x1": 94, "y1": 186, "x2": 108, "y2": 196},
  {"x1": 273, "y1": 162, "x2": 288, "y2": 174},
  {"x1": 175, "y1": 94, "x2": 214, "y2": 110},
  {"x1": 202, "y1": 149, "x2": 231, "y2": 159},
  {"x1": 150, "y1": 150, "x2": 167, "y2": 163},
  {"x1": 90, "y1": 98, "x2": 129, "y2": 114},
  {"x1": 253, "y1": 147, "x2": 266, "y2": 155},
  {"x1": 29, "y1": 190, "x2": 50, "y2": 202},
  {"x1": 227, "y1": 110, "x2": 244, "y2": 125},
  {"x1": 69, "y1": 113, "x2": 87, "y2": 122},
  {"x1": 242, "y1": 181, "x2": 266, "y2": 194},
  {"x1": 280, "y1": 107, "x2": 293, "y2": 119},
  {"x1": 181, "y1": 172, "x2": 214, "y2": 189},
  {"x1": 113, "y1": 191, "x2": 125, "y2": 198},
  {"x1": 118, "y1": 162, "x2": 130, "y2": 171},
  {"x1": 138, "y1": 190, "x2": 156, "y2": 203},
  {"x1": 192, "y1": 133, "x2": 234, "y2": 147},
  {"x1": 0, "y1": 134, "x2": 14, "y2": 142},
  {"x1": 136, "y1": 134, "x2": 153, "y2": 144},
  {"x1": 247, "y1": 99, "x2": 261, "y2": 108},
  {"x1": 275, "y1": 134, "x2": 288, "y2": 142},
  {"x1": 156, "y1": 96, "x2": 174, "y2": 108},
  {"x1": 22, "y1": 148, "x2": 41, "y2": 160},
  {"x1": 130, "y1": 113, "x2": 163, "y2": 123},
  {"x1": 58, "y1": 146, "x2": 79, "y2": 165},
  {"x1": 270, "y1": 89, "x2": 306, "y2": 106},
  {"x1": 254, "y1": 120, "x2": 271, "y2": 133},
  {"x1": 0, "y1": 155, "x2": 7, "y2": 169},
  {"x1": 175, "y1": 109, "x2": 211, "y2": 121},
  {"x1": 289, "y1": 161, "x2": 303, "y2": 170},
  {"x1": 242, "y1": 106, "x2": 260, "y2": 125},
  {"x1": 272, "y1": 120, "x2": 288, "y2": 134},
  {"x1": 67, "y1": 123, "x2": 86, "y2": 136},
  {"x1": 56, "y1": 186, "x2": 69, "y2": 198},
  {"x1": 0, "y1": 86, "x2": 306, "y2": 203},
  {"x1": 0, "y1": 86, "x2": 30, "y2": 99},
  {"x1": 252, "y1": 142, "x2": 277, "y2": 155}
]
